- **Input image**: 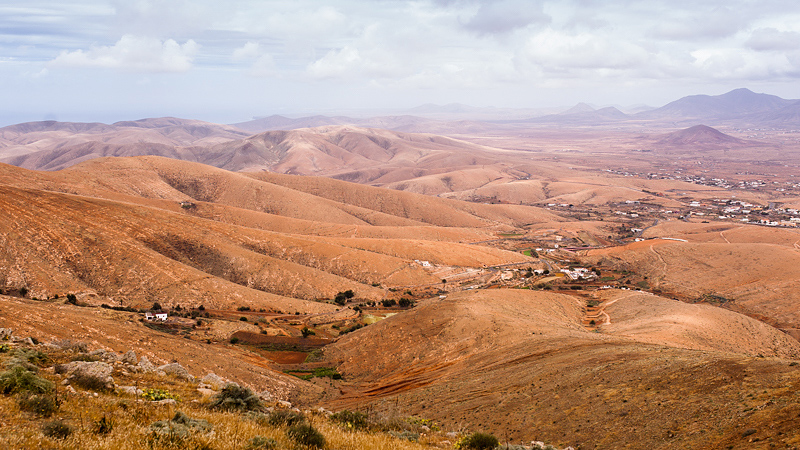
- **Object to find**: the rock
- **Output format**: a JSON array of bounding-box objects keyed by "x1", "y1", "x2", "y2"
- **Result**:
[
  {"x1": 121, "y1": 350, "x2": 137, "y2": 365},
  {"x1": 21, "y1": 337, "x2": 35, "y2": 346},
  {"x1": 196, "y1": 388, "x2": 216, "y2": 397},
  {"x1": 446, "y1": 432, "x2": 459, "y2": 439},
  {"x1": 55, "y1": 361, "x2": 115, "y2": 391},
  {"x1": 65, "y1": 385, "x2": 77, "y2": 395},
  {"x1": 257, "y1": 390, "x2": 273, "y2": 402},
  {"x1": 149, "y1": 411, "x2": 211, "y2": 440},
  {"x1": 277, "y1": 400, "x2": 292, "y2": 409},
  {"x1": 0, "y1": 328, "x2": 12, "y2": 340},
  {"x1": 315, "y1": 407, "x2": 332, "y2": 416},
  {"x1": 200, "y1": 372, "x2": 226, "y2": 390},
  {"x1": 117, "y1": 386, "x2": 143, "y2": 396},
  {"x1": 154, "y1": 399, "x2": 177, "y2": 406},
  {"x1": 137, "y1": 356, "x2": 156, "y2": 373},
  {"x1": 157, "y1": 363, "x2": 193, "y2": 381}
]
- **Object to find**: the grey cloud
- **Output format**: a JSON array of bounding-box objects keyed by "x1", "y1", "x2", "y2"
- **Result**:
[
  {"x1": 462, "y1": 0, "x2": 550, "y2": 35},
  {"x1": 746, "y1": 28, "x2": 800, "y2": 51},
  {"x1": 647, "y1": 6, "x2": 748, "y2": 41}
]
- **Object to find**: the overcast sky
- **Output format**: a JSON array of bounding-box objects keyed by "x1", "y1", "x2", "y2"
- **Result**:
[{"x1": 2, "y1": 0, "x2": 800, "y2": 125}]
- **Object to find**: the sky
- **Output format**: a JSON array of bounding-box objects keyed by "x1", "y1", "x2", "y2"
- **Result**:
[{"x1": 2, "y1": 0, "x2": 800, "y2": 125}]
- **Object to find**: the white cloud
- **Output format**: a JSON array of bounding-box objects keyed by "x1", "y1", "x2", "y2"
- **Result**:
[
  {"x1": 307, "y1": 46, "x2": 362, "y2": 79},
  {"x1": 49, "y1": 35, "x2": 199, "y2": 73},
  {"x1": 232, "y1": 42, "x2": 261, "y2": 61},
  {"x1": 691, "y1": 48, "x2": 798, "y2": 80},
  {"x1": 517, "y1": 29, "x2": 650, "y2": 73}
]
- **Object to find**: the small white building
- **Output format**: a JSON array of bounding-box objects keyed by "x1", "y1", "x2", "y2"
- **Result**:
[{"x1": 145, "y1": 311, "x2": 168, "y2": 321}]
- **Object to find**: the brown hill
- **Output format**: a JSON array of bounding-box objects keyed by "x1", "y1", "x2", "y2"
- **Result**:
[
  {"x1": 324, "y1": 289, "x2": 800, "y2": 449},
  {"x1": 586, "y1": 239, "x2": 800, "y2": 333},
  {"x1": 0, "y1": 117, "x2": 250, "y2": 170},
  {"x1": 655, "y1": 124, "x2": 747, "y2": 148},
  {"x1": 0, "y1": 158, "x2": 539, "y2": 310}
]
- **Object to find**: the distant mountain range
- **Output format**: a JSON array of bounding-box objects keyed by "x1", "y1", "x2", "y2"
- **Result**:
[{"x1": 232, "y1": 88, "x2": 800, "y2": 132}]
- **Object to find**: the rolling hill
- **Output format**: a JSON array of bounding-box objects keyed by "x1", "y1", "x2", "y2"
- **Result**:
[
  {"x1": 323, "y1": 289, "x2": 800, "y2": 449},
  {"x1": 0, "y1": 157, "x2": 543, "y2": 310}
]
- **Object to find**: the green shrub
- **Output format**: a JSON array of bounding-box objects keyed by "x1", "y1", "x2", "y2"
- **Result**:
[
  {"x1": 18, "y1": 393, "x2": 59, "y2": 416},
  {"x1": 246, "y1": 436, "x2": 278, "y2": 449},
  {"x1": 287, "y1": 423, "x2": 325, "y2": 449},
  {"x1": 42, "y1": 420, "x2": 72, "y2": 439},
  {"x1": 456, "y1": 432, "x2": 499, "y2": 450},
  {"x1": 330, "y1": 409, "x2": 368, "y2": 430},
  {"x1": 208, "y1": 384, "x2": 262, "y2": 412},
  {"x1": 301, "y1": 327, "x2": 315, "y2": 338},
  {"x1": 0, "y1": 365, "x2": 54, "y2": 395},
  {"x1": 66, "y1": 293, "x2": 78, "y2": 305},
  {"x1": 267, "y1": 409, "x2": 305, "y2": 427},
  {"x1": 230, "y1": 337, "x2": 240, "y2": 344}
]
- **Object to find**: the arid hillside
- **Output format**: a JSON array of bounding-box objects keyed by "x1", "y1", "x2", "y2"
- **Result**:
[
  {"x1": 0, "y1": 157, "x2": 539, "y2": 310},
  {"x1": 585, "y1": 237, "x2": 800, "y2": 334},
  {"x1": 324, "y1": 289, "x2": 800, "y2": 449}
]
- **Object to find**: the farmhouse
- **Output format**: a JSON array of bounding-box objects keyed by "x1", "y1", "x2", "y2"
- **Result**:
[{"x1": 144, "y1": 311, "x2": 168, "y2": 321}]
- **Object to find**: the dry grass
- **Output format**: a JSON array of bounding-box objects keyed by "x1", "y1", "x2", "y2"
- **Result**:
[{"x1": 0, "y1": 347, "x2": 439, "y2": 450}]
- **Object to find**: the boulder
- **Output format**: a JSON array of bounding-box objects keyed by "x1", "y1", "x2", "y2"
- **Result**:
[
  {"x1": 137, "y1": 356, "x2": 156, "y2": 373},
  {"x1": 55, "y1": 361, "x2": 115, "y2": 391},
  {"x1": 0, "y1": 328, "x2": 12, "y2": 340},
  {"x1": 117, "y1": 386, "x2": 143, "y2": 396},
  {"x1": 157, "y1": 363, "x2": 193, "y2": 381},
  {"x1": 121, "y1": 350, "x2": 137, "y2": 365},
  {"x1": 200, "y1": 372, "x2": 226, "y2": 390}
]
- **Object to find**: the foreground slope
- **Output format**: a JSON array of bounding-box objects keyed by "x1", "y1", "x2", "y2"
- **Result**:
[{"x1": 324, "y1": 290, "x2": 800, "y2": 449}]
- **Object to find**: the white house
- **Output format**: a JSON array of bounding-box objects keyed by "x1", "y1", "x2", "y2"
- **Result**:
[{"x1": 145, "y1": 311, "x2": 168, "y2": 321}]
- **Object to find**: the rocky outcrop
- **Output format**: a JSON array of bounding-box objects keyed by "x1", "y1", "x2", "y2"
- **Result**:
[{"x1": 55, "y1": 361, "x2": 115, "y2": 391}]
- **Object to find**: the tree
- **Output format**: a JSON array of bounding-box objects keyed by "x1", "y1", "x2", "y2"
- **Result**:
[
  {"x1": 152, "y1": 302, "x2": 162, "y2": 311},
  {"x1": 301, "y1": 327, "x2": 315, "y2": 338}
]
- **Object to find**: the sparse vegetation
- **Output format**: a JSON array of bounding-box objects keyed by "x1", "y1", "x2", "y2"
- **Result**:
[
  {"x1": 455, "y1": 431, "x2": 499, "y2": 449},
  {"x1": 287, "y1": 423, "x2": 325, "y2": 449},
  {"x1": 41, "y1": 419, "x2": 73, "y2": 439},
  {"x1": 208, "y1": 383, "x2": 263, "y2": 412}
]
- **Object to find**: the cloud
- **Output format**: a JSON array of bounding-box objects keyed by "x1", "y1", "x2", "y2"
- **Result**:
[
  {"x1": 691, "y1": 47, "x2": 799, "y2": 80},
  {"x1": 232, "y1": 42, "x2": 276, "y2": 76},
  {"x1": 746, "y1": 28, "x2": 800, "y2": 51},
  {"x1": 517, "y1": 29, "x2": 650, "y2": 73},
  {"x1": 49, "y1": 35, "x2": 199, "y2": 72},
  {"x1": 462, "y1": 0, "x2": 550, "y2": 35},
  {"x1": 232, "y1": 42, "x2": 261, "y2": 61},
  {"x1": 647, "y1": 6, "x2": 747, "y2": 41},
  {"x1": 307, "y1": 46, "x2": 363, "y2": 79}
]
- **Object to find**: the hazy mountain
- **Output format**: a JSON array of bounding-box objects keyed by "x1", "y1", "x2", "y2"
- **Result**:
[
  {"x1": 637, "y1": 88, "x2": 796, "y2": 122},
  {"x1": 655, "y1": 124, "x2": 745, "y2": 147}
]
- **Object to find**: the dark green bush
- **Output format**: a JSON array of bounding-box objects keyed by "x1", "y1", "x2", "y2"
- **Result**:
[
  {"x1": 458, "y1": 432, "x2": 499, "y2": 449},
  {"x1": 330, "y1": 409, "x2": 368, "y2": 430},
  {"x1": 267, "y1": 409, "x2": 305, "y2": 427},
  {"x1": 301, "y1": 327, "x2": 315, "y2": 338},
  {"x1": 0, "y1": 365, "x2": 54, "y2": 395},
  {"x1": 18, "y1": 393, "x2": 59, "y2": 416},
  {"x1": 42, "y1": 420, "x2": 72, "y2": 439},
  {"x1": 208, "y1": 384, "x2": 262, "y2": 412},
  {"x1": 287, "y1": 423, "x2": 325, "y2": 449},
  {"x1": 66, "y1": 293, "x2": 77, "y2": 305},
  {"x1": 230, "y1": 337, "x2": 240, "y2": 344}
]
